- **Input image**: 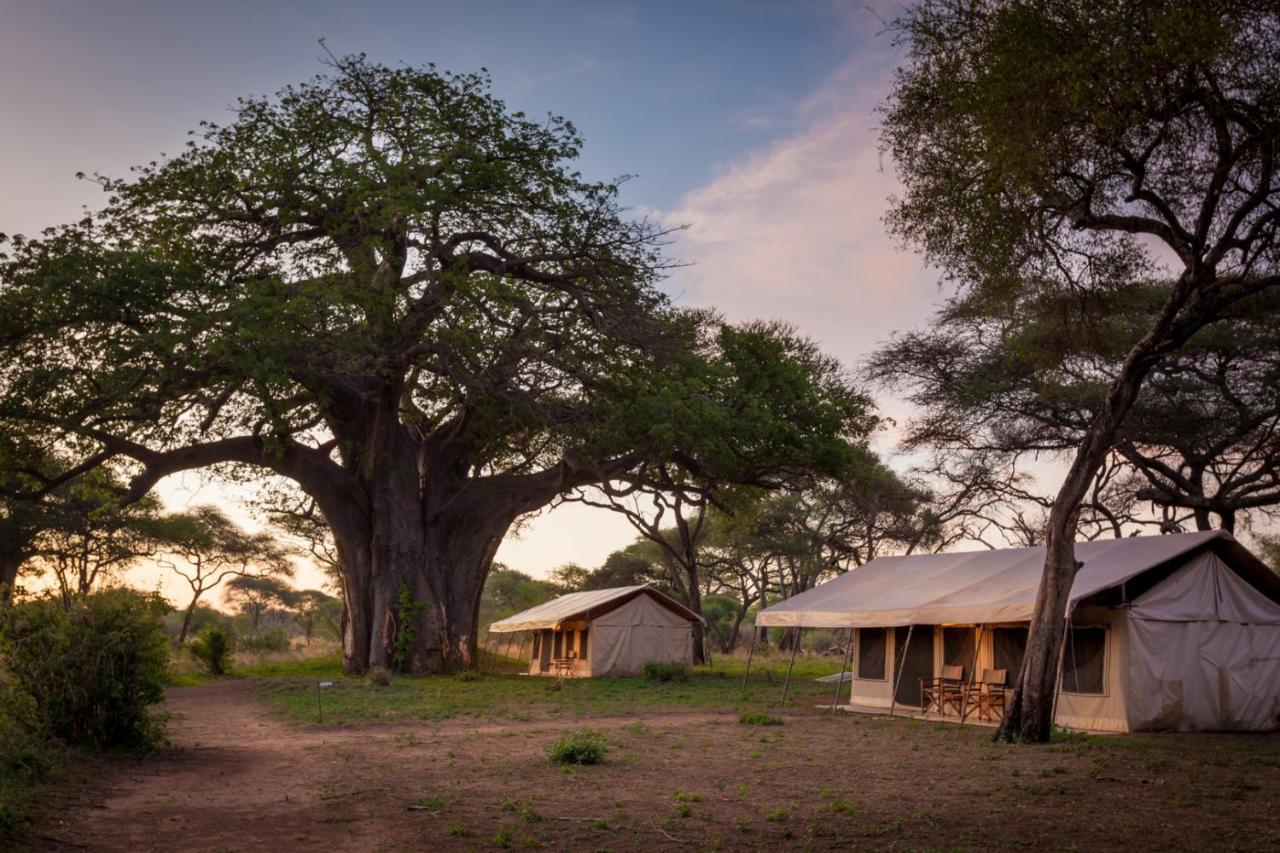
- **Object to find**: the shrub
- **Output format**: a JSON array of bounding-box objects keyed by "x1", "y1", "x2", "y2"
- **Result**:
[
  {"x1": 738, "y1": 712, "x2": 783, "y2": 726},
  {"x1": 548, "y1": 728, "x2": 607, "y2": 765},
  {"x1": 643, "y1": 661, "x2": 689, "y2": 683},
  {"x1": 238, "y1": 628, "x2": 290, "y2": 653},
  {"x1": 368, "y1": 666, "x2": 393, "y2": 686},
  {"x1": 0, "y1": 714, "x2": 60, "y2": 835},
  {"x1": 0, "y1": 590, "x2": 169, "y2": 749},
  {"x1": 188, "y1": 624, "x2": 235, "y2": 676}
]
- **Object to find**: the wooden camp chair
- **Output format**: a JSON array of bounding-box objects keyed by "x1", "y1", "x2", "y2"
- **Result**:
[
  {"x1": 971, "y1": 668, "x2": 1007, "y2": 722},
  {"x1": 920, "y1": 664, "x2": 966, "y2": 717},
  {"x1": 551, "y1": 651, "x2": 576, "y2": 683}
]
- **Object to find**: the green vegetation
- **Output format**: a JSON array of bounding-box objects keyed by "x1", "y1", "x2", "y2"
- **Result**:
[
  {"x1": 643, "y1": 661, "x2": 690, "y2": 682},
  {"x1": 738, "y1": 712, "x2": 783, "y2": 726},
  {"x1": 248, "y1": 654, "x2": 843, "y2": 726},
  {"x1": 188, "y1": 623, "x2": 235, "y2": 675},
  {"x1": 0, "y1": 590, "x2": 169, "y2": 749},
  {"x1": 548, "y1": 728, "x2": 608, "y2": 765}
]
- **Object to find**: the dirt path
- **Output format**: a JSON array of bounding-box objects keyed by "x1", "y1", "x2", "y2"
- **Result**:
[
  {"x1": 39, "y1": 681, "x2": 729, "y2": 852},
  {"x1": 33, "y1": 680, "x2": 1280, "y2": 851}
]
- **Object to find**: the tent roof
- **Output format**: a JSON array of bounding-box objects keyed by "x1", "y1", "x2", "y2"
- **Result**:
[
  {"x1": 756, "y1": 531, "x2": 1276, "y2": 629},
  {"x1": 488, "y1": 585, "x2": 703, "y2": 632}
]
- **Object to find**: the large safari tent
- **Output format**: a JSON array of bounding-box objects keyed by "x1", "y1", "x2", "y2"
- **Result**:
[
  {"x1": 487, "y1": 585, "x2": 702, "y2": 677},
  {"x1": 757, "y1": 531, "x2": 1280, "y2": 732}
]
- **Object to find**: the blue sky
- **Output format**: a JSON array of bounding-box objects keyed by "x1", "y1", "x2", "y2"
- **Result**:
[
  {"x1": 2, "y1": 1, "x2": 940, "y2": 592},
  {"x1": 1, "y1": 0, "x2": 898, "y2": 232}
]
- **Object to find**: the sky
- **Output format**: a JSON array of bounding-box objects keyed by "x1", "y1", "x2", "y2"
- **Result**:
[{"x1": 0, "y1": 0, "x2": 947, "y2": 602}]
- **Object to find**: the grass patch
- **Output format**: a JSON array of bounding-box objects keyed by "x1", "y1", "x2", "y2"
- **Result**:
[
  {"x1": 643, "y1": 661, "x2": 690, "y2": 682},
  {"x1": 548, "y1": 728, "x2": 608, "y2": 765},
  {"x1": 739, "y1": 712, "x2": 783, "y2": 726},
  {"x1": 249, "y1": 653, "x2": 845, "y2": 726}
]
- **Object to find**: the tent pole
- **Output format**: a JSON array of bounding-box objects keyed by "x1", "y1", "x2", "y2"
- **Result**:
[
  {"x1": 888, "y1": 623, "x2": 914, "y2": 718},
  {"x1": 740, "y1": 626, "x2": 759, "y2": 692},
  {"x1": 705, "y1": 632, "x2": 714, "y2": 671},
  {"x1": 831, "y1": 627, "x2": 855, "y2": 713},
  {"x1": 958, "y1": 624, "x2": 985, "y2": 726},
  {"x1": 779, "y1": 628, "x2": 801, "y2": 707}
]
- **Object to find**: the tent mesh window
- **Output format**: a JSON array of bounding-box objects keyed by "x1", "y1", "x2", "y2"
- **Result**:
[
  {"x1": 1062, "y1": 626, "x2": 1106, "y2": 694},
  {"x1": 992, "y1": 627, "x2": 1028, "y2": 686},
  {"x1": 554, "y1": 631, "x2": 563, "y2": 658},
  {"x1": 531, "y1": 632, "x2": 540, "y2": 658},
  {"x1": 856, "y1": 628, "x2": 887, "y2": 680},
  {"x1": 578, "y1": 628, "x2": 589, "y2": 659},
  {"x1": 943, "y1": 627, "x2": 976, "y2": 670},
  {"x1": 564, "y1": 630, "x2": 575, "y2": 656}
]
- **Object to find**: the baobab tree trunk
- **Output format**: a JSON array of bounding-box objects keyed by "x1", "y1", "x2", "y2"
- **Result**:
[{"x1": 326, "y1": 471, "x2": 520, "y2": 675}]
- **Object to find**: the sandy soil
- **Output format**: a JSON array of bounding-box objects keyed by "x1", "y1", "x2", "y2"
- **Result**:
[{"x1": 30, "y1": 679, "x2": 1280, "y2": 851}]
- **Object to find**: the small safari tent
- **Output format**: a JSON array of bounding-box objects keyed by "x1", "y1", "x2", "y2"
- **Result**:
[
  {"x1": 756, "y1": 531, "x2": 1280, "y2": 732},
  {"x1": 487, "y1": 585, "x2": 702, "y2": 678}
]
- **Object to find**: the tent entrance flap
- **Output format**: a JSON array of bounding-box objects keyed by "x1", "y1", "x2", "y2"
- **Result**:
[{"x1": 894, "y1": 625, "x2": 934, "y2": 707}]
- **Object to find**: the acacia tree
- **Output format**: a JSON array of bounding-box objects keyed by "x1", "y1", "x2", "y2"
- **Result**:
[
  {"x1": 883, "y1": 1, "x2": 1280, "y2": 741},
  {"x1": 0, "y1": 55, "x2": 717, "y2": 673},
  {"x1": 157, "y1": 505, "x2": 295, "y2": 644},
  {"x1": 569, "y1": 320, "x2": 881, "y2": 662},
  {"x1": 871, "y1": 286, "x2": 1280, "y2": 538},
  {"x1": 225, "y1": 574, "x2": 296, "y2": 633}
]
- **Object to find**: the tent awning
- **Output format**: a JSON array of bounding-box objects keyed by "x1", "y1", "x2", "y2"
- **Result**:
[{"x1": 756, "y1": 531, "x2": 1263, "y2": 629}]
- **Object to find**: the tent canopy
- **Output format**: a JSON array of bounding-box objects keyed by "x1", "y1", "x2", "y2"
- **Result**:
[
  {"x1": 756, "y1": 531, "x2": 1277, "y2": 629},
  {"x1": 489, "y1": 585, "x2": 703, "y2": 633}
]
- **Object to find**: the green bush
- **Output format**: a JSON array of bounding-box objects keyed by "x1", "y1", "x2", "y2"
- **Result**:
[
  {"x1": 188, "y1": 623, "x2": 235, "y2": 675},
  {"x1": 0, "y1": 714, "x2": 60, "y2": 836},
  {"x1": 643, "y1": 661, "x2": 689, "y2": 682},
  {"x1": 548, "y1": 728, "x2": 607, "y2": 765},
  {"x1": 238, "y1": 628, "x2": 290, "y2": 653},
  {"x1": 0, "y1": 590, "x2": 169, "y2": 749},
  {"x1": 738, "y1": 712, "x2": 783, "y2": 726}
]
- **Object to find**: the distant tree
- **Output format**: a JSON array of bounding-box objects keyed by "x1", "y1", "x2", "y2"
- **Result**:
[
  {"x1": 547, "y1": 563, "x2": 593, "y2": 594},
  {"x1": 33, "y1": 469, "x2": 176, "y2": 608},
  {"x1": 291, "y1": 588, "x2": 341, "y2": 644},
  {"x1": 158, "y1": 506, "x2": 294, "y2": 644},
  {"x1": 883, "y1": 0, "x2": 1280, "y2": 742},
  {"x1": 478, "y1": 564, "x2": 558, "y2": 638},
  {"x1": 1262, "y1": 536, "x2": 1280, "y2": 573},
  {"x1": 573, "y1": 321, "x2": 881, "y2": 662},
  {"x1": 225, "y1": 574, "x2": 297, "y2": 633}
]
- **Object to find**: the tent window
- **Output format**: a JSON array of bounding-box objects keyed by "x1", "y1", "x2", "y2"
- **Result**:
[
  {"x1": 579, "y1": 628, "x2": 589, "y2": 659},
  {"x1": 531, "y1": 633, "x2": 540, "y2": 658},
  {"x1": 943, "y1": 627, "x2": 975, "y2": 669},
  {"x1": 1062, "y1": 626, "x2": 1106, "y2": 695},
  {"x1": 554, "y1": 630, "x2": 563, "y2": 657},
  {"x1": 856, "y1": 628, "x2": 887, "y2": 680},
  {"x1": 992, "y1": 628, "x2": 1028, "y2": 687}
]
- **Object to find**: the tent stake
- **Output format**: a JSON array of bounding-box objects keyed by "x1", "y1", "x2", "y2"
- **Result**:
[
  {"x1": 888, "y1": 623, "x2": 915, "y2": 718},
  {"x1": 779, "y1": 628, "x2": 801, "y2": 707},
  {"x1": 958, "y1": 624, "x2": 985, "y2": 726},
  {"x1": 831, "y1": 627, "x2": 854, "y2": 713},
  {"x1": 740, "y1": 627, "x2": 759, "y2": 692}
]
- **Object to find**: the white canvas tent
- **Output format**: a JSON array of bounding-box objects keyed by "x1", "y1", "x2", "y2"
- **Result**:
[
  {"x1": 756, "y1": 531, "x2": 1280, "y2": 732},
  {"x1": 488, "y1": 585, "x2": 702, "y2": 677}
]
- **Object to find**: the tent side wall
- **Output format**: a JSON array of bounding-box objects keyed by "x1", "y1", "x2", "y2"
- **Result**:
[
  {"x1": 590, "y1": 593, "x2": 694, "y2": 676},
  {"x1": 1126, "y1": 551, "x2": 1280, "y2": 731},
  {"x1": 1054, "y1": 607, "x2": 1131, "y2": 733}
]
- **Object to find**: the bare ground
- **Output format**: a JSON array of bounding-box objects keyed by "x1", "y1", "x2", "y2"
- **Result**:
[{"x1": 30, "y1": 679, "x2": 1280, "y2": 851}]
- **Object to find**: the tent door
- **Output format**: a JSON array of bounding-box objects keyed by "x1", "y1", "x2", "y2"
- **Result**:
[
  {"x1": 539, "y1": 630, "x2": 553, "y2": 670},
  {"x1": 894, "y1": 625, "x2": 935, "y2": 707}
]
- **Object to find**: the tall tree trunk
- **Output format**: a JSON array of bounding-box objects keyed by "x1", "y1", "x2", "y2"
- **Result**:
[
  {"x1": 0, "y1": 551, "x2": 22, "y2": 605},
  {"x1": 998, "y1": 362, "x2": 1159, "y2": 742},
  {"x1": 177, "y1": 596, "x2": 200, "y2": 646}
]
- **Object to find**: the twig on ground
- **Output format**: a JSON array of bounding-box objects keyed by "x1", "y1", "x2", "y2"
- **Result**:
[
  {"x1": 648, "y1": 819, "x2": 683, "y2": 843},
  {"x1": 319, "y1": 788, "x2": 381, "y2": 800}
]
